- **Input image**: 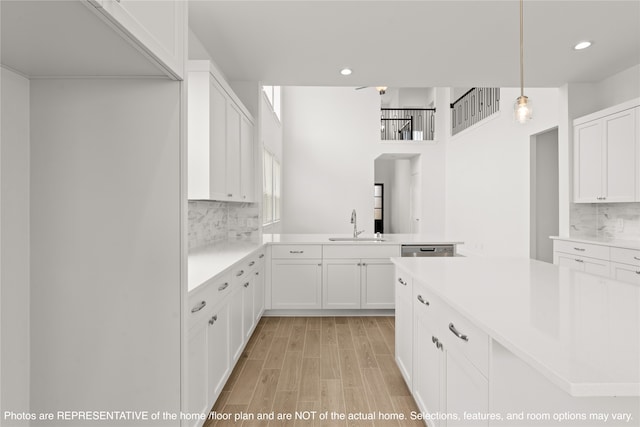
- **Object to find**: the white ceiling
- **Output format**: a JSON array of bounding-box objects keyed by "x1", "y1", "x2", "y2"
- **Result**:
[{"x1": 189, "y1": 0, "x2": 640, "y2": 88}]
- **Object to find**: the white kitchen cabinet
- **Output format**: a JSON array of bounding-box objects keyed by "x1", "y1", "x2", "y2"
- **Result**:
[
  {"x1": 207, "y1": 302, "x2": 230, "y2": 404},
  {"x1": 271, "y1": 259, "x2": 323, "y2": 309},
  {"x1": 361, "y1": 260, "x2": 395, "y2": 309},
  {"x1": 412, "y1": 289, "x2": 443, "y2": 426},
  {"x1": 395, "y1": 269, "x2": 413, "y2": 388},
  {"x1": 228, "y1": 283, "x2": 244, "y2": 363},
  {"x1": 611, "y1": 263, "x2": 640, "y2": 285},
  {"x1": 90, "y1": 0, "x2": 186, "y2": 79},
  {"x1": 241, "y1": 274, "x2": 255, "y2": 341},
  {"x1": 240, "y1": 115, "x2": 255, "y2": 202},
  {"x1": 555, "y1": 253, "x2": 611, "y2": 277},
  {"x1": 253, "y1": 267, "x2": 265, "y2": 322},
  {"x1": 574, "y1": 104, "x2": 638, "y2": 203},
  {"x1": 445, "y1": 349, "x2": 489, "y2": 427},
  {"x1": 322, "y1": 259, "x2": 361, "y2": 309},
  {"x1": 187, "y1": 61, "x2": 256, "y2": 202}
]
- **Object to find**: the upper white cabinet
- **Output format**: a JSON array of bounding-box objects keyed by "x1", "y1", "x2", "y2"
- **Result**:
[
  {"x1": 90, "y1": 0, "x2": 185, "y2": 79},
  {"x1": 574, "y1": 101, "x2": 639, "y2": 203},
  {"x1": 188, "y1": 61, "x2": 256, "y2": 202}
]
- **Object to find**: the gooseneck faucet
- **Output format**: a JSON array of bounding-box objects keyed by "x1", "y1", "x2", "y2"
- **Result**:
[{"x1": 351, "y1": 209, "x2": 364, "y2": 238}]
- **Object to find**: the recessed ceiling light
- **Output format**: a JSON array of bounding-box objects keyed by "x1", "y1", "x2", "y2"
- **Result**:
[
  {"x1": 340, "y1": 68, "x2": 352, "y2": 76},
  {"x1": 574, "y1": 41, "x2": 592, "y2": 50}
]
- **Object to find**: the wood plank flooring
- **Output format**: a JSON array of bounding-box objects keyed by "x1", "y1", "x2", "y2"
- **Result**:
[{"x1": 205, "y1": 317, "x2": 423, "y2": 427}]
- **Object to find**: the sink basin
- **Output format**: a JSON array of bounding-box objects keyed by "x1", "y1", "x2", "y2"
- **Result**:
[{"x1": 328, "y1": 237, "x2": 386, "y2": 242}]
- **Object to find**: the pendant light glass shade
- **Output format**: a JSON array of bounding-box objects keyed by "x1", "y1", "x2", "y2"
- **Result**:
[{"x1": 514, "y1": 95, "x2": 533, "y2": 123}]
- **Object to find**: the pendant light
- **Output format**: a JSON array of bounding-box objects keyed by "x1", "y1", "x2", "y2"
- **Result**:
[{"x1": 514, "y1": 0, "x2": 533, "y2": 123}]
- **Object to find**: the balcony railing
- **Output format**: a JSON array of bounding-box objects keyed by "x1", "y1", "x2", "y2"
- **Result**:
[
  {"x1": 381, "y1": 108, "x2": 435, "y2": 141},
  {"x1": 450, "y1": 88, "x2": 500, "y2": 136}
]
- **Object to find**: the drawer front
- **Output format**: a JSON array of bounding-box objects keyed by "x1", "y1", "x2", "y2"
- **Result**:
[
  {"x1": 611, "y1": 262, "x2": 640, "y2": 285},
  {"x1": 439, "y1": 305, "x2": 489, "y2": 377},
  {"x1": 243, "y1": 250, "x2": 265, "y2": 273},
  {"x1": 188, "y1": 272, "x2": 233, "y2": 329},
  {"x1": 323, "y1": 244, "x2": 400, "y2": 259},
  {"x1": 611, "y1": 247, "x2": 640, "y2": 267},
  {"x1": 271, "y1": 244, "x2": 322, "y2": 259},
  {"x1": 412, "y1": 280, "x2": 441, "y2": 323},
  {"x1": 554, "y1": 240, "x2": 610, "y2": 260}
]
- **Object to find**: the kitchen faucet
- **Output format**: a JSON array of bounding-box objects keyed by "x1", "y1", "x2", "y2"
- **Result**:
[{"x1": 351, "y1": 209, "x2": 364, "y2": 238}]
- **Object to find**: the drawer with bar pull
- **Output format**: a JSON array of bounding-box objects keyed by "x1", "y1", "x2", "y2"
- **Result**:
[
  {"x1": 611, "y1": 247, "x2": 640, "y2": 267},
  {"x1": 553, "y1": 240, "x2": 610, "y2": 260},
  {"x1": 438, "y1": 303, "x2": 489, "y2": 377},
  {"x1": 271, "y1": 244, "x2": 322, "y2": 259},
  {"x1": 188, "y1": 271, "x2": 232, "y2": 328}
]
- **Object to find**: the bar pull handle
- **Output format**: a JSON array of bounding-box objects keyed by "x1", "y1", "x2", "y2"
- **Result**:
[
  {"x1": 259, "y1": 254, "x2": 265, "y2": 259},
  {"x1": 634, "y1": 256, "x2": 640, "y2": 261},
  {"x1": 290, "y1": 250, "x2": 304, "y2": 254},
  {"x1": 191, "y1": 301, "x2": 206, "y2": 313},
  {"x1": 236, "y1": 270, "x2": 245, "y2": 277},
  {"x1": 209, "y1": 315, "x2": 218, "y2": 325},
  {"x1": 417, "y1": 295, "x2": 430, "y2": 306},
  {"x1": 449, "y1": 323, "x2": 469, "y2": 342},
  {"x1": 575, "y1": 259, "x2": 584, "y2": 263},
  {"x1": 244, "y1": 282, "x2": 250, "y2": 288},
  {"x1": 249, "y1": 261, "x2": 255, "y2": 267},
  {"x1": 398, "y1": 278, "x2": 407, "y2": 286},
  {"x1": 218, "y1": 282, "x2": 229, "y2": 292},
  {"x1": 573, "y1": 247, "x2": 586, "y2": 252}
]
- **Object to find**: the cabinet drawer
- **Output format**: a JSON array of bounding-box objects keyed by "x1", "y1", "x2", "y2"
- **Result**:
[
  {"x1": 611, "y1": 247, "x2": 640, "y2": 267},
  {"x1": 272, "y1": 245, "x2": 322, "y2": 259},
  {"x1": 395, "y1": 268, "x2": 413, "y2": 302},
  {"x1": 188, "y1": 272, "x2": 232, "y2": 328},
  {"x1": 439, "y1": 305, "x2": 489, "y2": 377},
  {"x1": 554, "y1": 240, "x2": 610, "y2": 260},
  {"x1": 323, "y1": 244, "x2": 400, "y2": 259},
  {"x1": 611, "y1": 262, "x2": 640, "y2": 285},
  {"x1": 242, "y1": 250, "x2": 266, "y2": 273},
  {"x1": 412, "y1": 280, "x2": 441, "y2": 322}
]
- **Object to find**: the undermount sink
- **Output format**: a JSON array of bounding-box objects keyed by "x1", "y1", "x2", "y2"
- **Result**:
[{"x1": 328, "y1": 237, "x2": 386, "y2": 242}]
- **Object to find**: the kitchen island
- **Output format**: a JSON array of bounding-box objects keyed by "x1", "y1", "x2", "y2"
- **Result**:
[{"x1": 392, "y1": 256, "x2": 639, "y2": 426}]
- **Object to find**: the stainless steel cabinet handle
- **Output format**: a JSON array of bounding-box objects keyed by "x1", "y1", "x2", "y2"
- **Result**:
[
  {"x1": 318, "y1": 263, "x2": 322, "y2": 266},
  {"x1": 573, "y1": 247, "x2": 586, "y2": 252},
  {"x1": 634, "y1": 256, "x2": 640, "y2": 261},
  {"x1": 209, "y1": 315, "x2": 218, "y2": 325},
  {"x1": 575, "y1": 259, "x2": 584, "y2": 263},
  {"x1": 228, "y1": 193, "x2": 233, "y2": 197},
  {"x1": 449, "y1": 323, "x2": 469, "y2": 342},
  {"x1": 191, "y1": 301, "x2": 206, "y2": 313},
  {"x1": 244, "y1": 282, "x2": 250, "y2": 288},
  {"x1": 255, "y1": 271, "x2": 259, "y2": 276},
  {"x1": 417, "y1": 295, "x2": 430, "y2": 306},
  {"x1": 290, "y1": 250, "x2": 304, "y2": 254},
  {"x1": 357, "y1": 262, "x2": 362, "y2": 266},
  {"x1": 249, "y1": 261, "x2": 255, "y2": 267},
  {"x1": 236, "y1": 270, "x2": 245, "y2": 277},
  {"x1": 436, "y1": 341, "x2": 443, "y2": 351},
  {"x1": 432, "y1": 336, "x2": 438, "y2": 344},
  {"x1": 362, "y1": 263, "x2": 367, "y2": 266},
  {"x1": 218, "y1": 282, "x2": 229, "y2": 292},
  {"x1": 398, "y1": 278, "x2": 407, "y2": 286},
  {"x1": 636, "y1": 271, "x2": 640, "y2": 275},
  {"x1": 259, "y1": 254, "x2": 265, "y2": 259}
]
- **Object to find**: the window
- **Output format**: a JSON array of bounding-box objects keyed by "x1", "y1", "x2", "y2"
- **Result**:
[
  {"x1": 263, "y1": 148, "x2": 281, "y2": 225},
  {"x1": 262, "y1": 85, "x2": 281, "y2": 121}
]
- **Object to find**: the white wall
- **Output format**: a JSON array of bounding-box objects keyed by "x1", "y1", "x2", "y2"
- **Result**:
[
  {"x1": 444, "y1": 87, "x2": 560, "y2": 257},
  {"x1": 261, "y1": 90, "x2": 283, "y2": 234},
  {"x1": 391, "y1": 159, "x2": 411, "y2": 233},
  {"x1": 29, "y1": 79, "x2": 182, "y2": 423},
  {"x1": 0, "y1": 68, "x2": 31, "y2": 424},
  {"x1": 281, "y1": 86, "x2": 447, "y2": 236},
  {"x1": 595, "y1": 64, "x2": 640, "y2": 109}
]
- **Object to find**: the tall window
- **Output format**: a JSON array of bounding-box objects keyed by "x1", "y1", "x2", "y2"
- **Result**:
[
  {"x1": 263, "y1": 148, "x2": 281, "y2": 225},
  {"x1": 262, "y1": 86, "x2": 281, "y2": 121}
]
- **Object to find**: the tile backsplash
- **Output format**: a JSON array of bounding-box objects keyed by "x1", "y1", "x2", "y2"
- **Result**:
[
  {"x1": 188, "y1": 201, "x2": 259, "y2": 250},
  {"x1": 570, "y1": 202, "x2": 640, "y2": 241}
]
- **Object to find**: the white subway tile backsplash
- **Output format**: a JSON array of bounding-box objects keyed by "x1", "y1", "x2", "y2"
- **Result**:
[
  {"x1": 570, "y1": 202, "x2": 640, "y2": 241},
  {"x1": 188, "y1": 201, "x2": 259, "y2": 250}
]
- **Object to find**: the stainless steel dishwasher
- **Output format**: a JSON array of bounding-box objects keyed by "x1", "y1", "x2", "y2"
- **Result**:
[{"x1": 401, "y1": 244, "x2": 455, "y2": 257}]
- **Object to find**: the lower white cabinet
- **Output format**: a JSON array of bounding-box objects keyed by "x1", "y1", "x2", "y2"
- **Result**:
[
  {"x1": 361, "y1": 260, "x2": 395, "y2": 309},
  {"x1": 611, "y1": 262, "x2": 640, "y2": 285},
  {"x1": 228, "y1": 283, "x2": 244, "y2": 363},
  {"x1": 187, "y1": 320, "x2": 208, "y2": 427},
  {"x1": 445, "y1": 350, "x2": 489, "y2": 427},
  {"x1": 271, "y1": 259, "x2": 323, "y2": 309},
  {"x1": 395, "y1": 269, "x2": 413, "y2": 388},
  {"x1": 323, "y1": 259, "x2": 361, "y2": 309},
  {"x1": 241, "y1": 274, "x2": 255, "y2": 341},
  {"x1": 554, "y1": 252, "x2": 610, "y2": 277},
  {"x1": 207, "y1": 302, "x2": 230, "y2": 402},
  {"x1": 253, "y1": 267, "x2": 265, "y2": 321}
]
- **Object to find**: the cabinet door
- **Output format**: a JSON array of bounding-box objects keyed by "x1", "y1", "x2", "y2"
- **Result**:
[
  {"x1": 242, "y1": 276, "x2": 255, "y2": 340},
  {"x1": 604, "y1": 109, "x2": 636, "y2": 202},
  {"x1": 226, "y1": 102, "x2": 241, "y2": 200},
  {"x1": 583, "y1": 257, "x2": 611, "y2": 277},
  {"x1": 209, "y1": 79, "x2": 228, "y2": 200},
  {"x1": 445, "y1": 350, "x2": 489, "y2": 427},
  {"x1": 207, "y1": 303, "x2": 230, "y2": 402},
  {"x1": 395, "y1": 271, "x2": 413, "y2": 387},
  {"x1": 187, "y1": 322, "x2": 208, "y2": 426},
  {"x1": 322, "y1": 259, "x2": 361, "y2": 309},
  {"x1": 228, "y1": 285, "x2": 244, "y2": 362},
  {"x1": 271, "y1": 260, "x2": 322, "y2": 309},
  {"x1": 253, "y1": 268, "x2": 265, "y2": 322},
  {"x1": 240, "y1": 116, "x2": 255, "y2": 202},
  {"x1": 574, "y1": 120, "x2": 602, "y2": 203},
  {"x1": 361, "y1": 259, "x2": 395, "y2": 309},
  {"x1": 413, "y1": 307, "x2": 443, "y2": 425},
  {"x1": 98, "y1": 0, "x2": 185, "y2": 79}
]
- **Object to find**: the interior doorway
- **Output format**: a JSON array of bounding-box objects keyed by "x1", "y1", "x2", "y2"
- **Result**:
[
  {"x1": 374, "y1": 153, "x2": 420, "y2": 234},
  {"x1": 530, "y1": 127, "x2": 559, "y2": 263}
]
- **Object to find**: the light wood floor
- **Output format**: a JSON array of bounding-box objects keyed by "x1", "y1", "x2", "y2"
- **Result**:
[{"x1": 205, "y1": 316, "x2": 423, "y2": 427}]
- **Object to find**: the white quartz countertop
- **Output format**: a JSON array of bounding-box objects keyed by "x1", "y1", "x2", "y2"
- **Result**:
[
  {"x1": 551, "y1": 236, "x2": 640, "y2": 250},
  {"x1": 188, "y1": 241, "x2": 262, "y2": 291},
  {"x1": 391, "y1": 256, "x2": 640, "y2": 397},
  {"x1": 262, "y1": 233, "x2": 462, "y2": 245}
]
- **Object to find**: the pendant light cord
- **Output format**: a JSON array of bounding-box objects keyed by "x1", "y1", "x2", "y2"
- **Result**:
[{"x1": 520, "y1": 0, "x2": 524, "y2": 98}]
